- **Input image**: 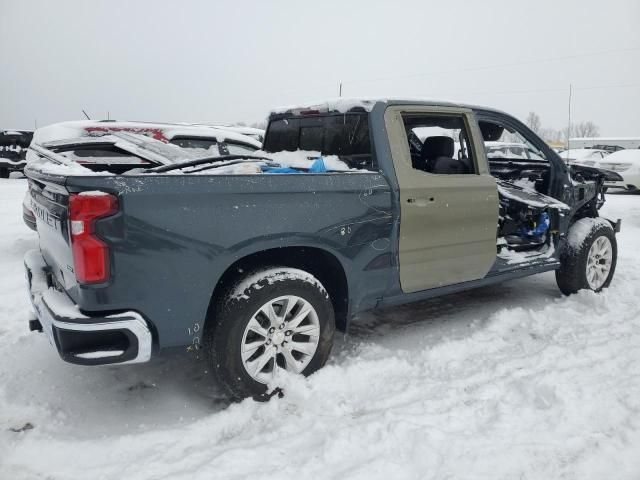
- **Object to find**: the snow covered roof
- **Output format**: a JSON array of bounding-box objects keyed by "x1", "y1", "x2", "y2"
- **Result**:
[
  {"x1": 270, "y1": 97, "x2": 501, "y2": 116},
  {"x1": 209, "y1": 125, "x2": 265, "y2": 136},
  {"x1": 271, "y1": 98, "x2": 380, "y2": 115}
]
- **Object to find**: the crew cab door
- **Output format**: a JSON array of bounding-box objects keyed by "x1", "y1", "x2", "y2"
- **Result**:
[{"x1": 385, "y1": 105, "x2": 498, "y2": 293}]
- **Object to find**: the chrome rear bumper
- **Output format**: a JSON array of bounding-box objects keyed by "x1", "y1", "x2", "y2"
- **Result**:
[{"x1": 24, "y1": 249, "x2": 152, "y2": 366}]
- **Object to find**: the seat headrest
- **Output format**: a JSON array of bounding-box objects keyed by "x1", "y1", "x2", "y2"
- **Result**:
[{"x1": 421, "y1": 136, "x2": 454, "y2": 160}]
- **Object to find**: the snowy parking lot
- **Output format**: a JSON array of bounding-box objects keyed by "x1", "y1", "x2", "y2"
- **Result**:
[{"x1": 1, "y1": 177, "x2": 639, "y2": 479}]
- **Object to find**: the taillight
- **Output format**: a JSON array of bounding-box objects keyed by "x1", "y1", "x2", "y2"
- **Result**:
[{"x1": 69, "y1": 192, "x2": 118, "y2": 284}]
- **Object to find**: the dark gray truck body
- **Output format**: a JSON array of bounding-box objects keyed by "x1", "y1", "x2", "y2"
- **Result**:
[{"x1": 24, "y1": 100, "x2": 620, "y2": 366}]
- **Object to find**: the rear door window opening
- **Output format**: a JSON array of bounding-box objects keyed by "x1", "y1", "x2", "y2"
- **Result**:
[{"x1": 400, "y1": 113, "x2": 477, "y2": 175}]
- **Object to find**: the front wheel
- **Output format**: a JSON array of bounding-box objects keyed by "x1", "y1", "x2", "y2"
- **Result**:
[
  {"x1": 204, "y1": 267, "x2": 335, "y2": 400},
  {"x1": 556, "y1": 218, "x2": 617, "y2": 295}
]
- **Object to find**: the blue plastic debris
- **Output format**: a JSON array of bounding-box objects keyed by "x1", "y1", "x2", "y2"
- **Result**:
[
  {"x1": 519, "y1": 212, "x2": 550, "y2": 237},
  {"x1": 309, "y1": 156, "x2": 328, "y2": 173},
  {"x1": 262, "y1": 167, "x2": 302, "y2": 174},
  {"x1": 262, "y1": 156, "x2": 328, "y2": 174}
]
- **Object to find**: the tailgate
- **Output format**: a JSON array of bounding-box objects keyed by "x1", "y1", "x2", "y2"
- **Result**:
[{"x1": 26, "y1": 171, "x2": 78, "y2": 294}]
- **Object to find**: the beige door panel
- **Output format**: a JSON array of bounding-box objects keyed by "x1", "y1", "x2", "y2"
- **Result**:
[{"x1": 385, "y1": 106, "x2": 499, "y2": 293}]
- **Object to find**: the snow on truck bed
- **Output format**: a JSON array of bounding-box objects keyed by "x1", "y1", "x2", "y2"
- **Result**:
[{"x1": 1, "y1": 178, "x2": 640, "y2": 479}]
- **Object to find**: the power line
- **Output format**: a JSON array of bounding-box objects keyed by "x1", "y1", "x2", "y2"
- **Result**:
[
  {"x1": 276, "y1": 46, "x2": 640, "y2": 104},
  {"x1": 281, "y1": 46, "x2": 640, "y2": 98},
  {"x1": 567, "y1": 84, "x2": 573, "y2": 152},
  {"x1": 343, "y1": 46, "x2": 640, "y2": 87},
  {"x1": 574, "y1": 82, "x2": 640, "y2": 91},
  {"x1": 432, "y1": 82, "x2": 640, "y2": 98}
]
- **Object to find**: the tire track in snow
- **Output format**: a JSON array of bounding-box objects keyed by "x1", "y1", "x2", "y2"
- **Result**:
[{"x1": 1, "y1": 182, "x2": 640, "y2": 480}]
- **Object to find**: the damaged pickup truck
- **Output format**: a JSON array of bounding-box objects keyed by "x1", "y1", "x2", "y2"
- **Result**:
[{"x1": 24, "y1": 99, "x2": 623, "y2": 399}]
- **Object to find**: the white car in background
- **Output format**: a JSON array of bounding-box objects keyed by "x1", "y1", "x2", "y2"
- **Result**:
[
  {"x1": 485, "y1": 141, "x2": 545, "y2": 160},
  {"x1": 558, "y1": 148, "x2": 609, "y2": 166},
  {"x1": 597, "y1": 149, "x2": 640, "y2": 191},
  {"x1": 22, "y1": 121, "x2": 263, "y2": 230},
  {"x1": 211, "y1": 125, "x2": 265, "y2": 143},
  {"x1": 32, "y1": 120, "x2": 262, "y2": 157}
]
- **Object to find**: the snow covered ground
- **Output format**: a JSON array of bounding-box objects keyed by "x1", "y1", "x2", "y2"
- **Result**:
[{"x1": 1, "y1": 177, "x2": 639, "y2": 480}]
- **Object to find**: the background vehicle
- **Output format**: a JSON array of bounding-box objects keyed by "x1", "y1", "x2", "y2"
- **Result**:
[
  {"x1": 485, "y1": 141, "x2": 545, "y2": 160},
  {"x1": 21, "y1": 121, "x2": 261, "y2": 230},
  {"x1": 0, "y1": 129, "x2": 33, "y2": 177},
  {"x1": 28, "y1": 132, "x2": 207, "y2": 172},
  {"x1": 24, "y1": 99, "x2": 622, "y2": 400},
  {"x1": 210, "y1": 125, "x2": 265, "y2": 143},
  {"x1": 590, "y1": 144, "x2": 625, "y2": 153},
  {"x1": 33, "y1": 120, "x2": 261, "y2": 157},
  {"x1": 569, "y1": 137, "x2": 640, "y2": 150},
  {"x1": 598, "y1": 149, "x2": 640, "y2": 190},
  {"x1": 559, "y1": 148, "x2": 610, "y2": 165}
]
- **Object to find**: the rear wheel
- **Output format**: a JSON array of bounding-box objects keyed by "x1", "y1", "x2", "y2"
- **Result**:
[
  {"x1": 556, "y1": 218, "x2": 617, "y2": 295},
  {"x1": 0, "y1": 168, "x2": 9, "y2": 179},
  {"x1": 204, "y1": 267, "x2": 335, "y2": 400}
]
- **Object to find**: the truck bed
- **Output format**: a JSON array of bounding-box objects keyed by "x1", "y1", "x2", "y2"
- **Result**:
[{"x1": 26, "y1": 167, "x2": 394, "y2": 349}]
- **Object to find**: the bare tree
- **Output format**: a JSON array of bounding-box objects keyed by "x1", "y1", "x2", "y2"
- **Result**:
[
  {"x1": 522, "y1": 116, "x2": 599, "y2": 146},
  {"x1": 573, "y1": 121, "x2": 600, "y2": 138},
  {"x1": 525, "y1": 112, "x2": 541, "y2": 133},
  {"x1": 560, "y1": 121, "x2": 600, "y2": 142},
  {"x1": 539, "y1": 127, "x2": 561, "y2": 143}
]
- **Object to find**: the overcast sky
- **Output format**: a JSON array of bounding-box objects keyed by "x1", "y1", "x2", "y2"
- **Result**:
[{"x1": 1, "y1": 0, "x2": 639, "y2": 135}]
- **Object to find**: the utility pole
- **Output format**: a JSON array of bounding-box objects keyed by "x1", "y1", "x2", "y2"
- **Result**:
[
  {"x1": 566, "y1": 83, "x2": 572, "y2": 155},
  {"x1": 339, "y1": 82, "x2": 342, "y2": 97}
]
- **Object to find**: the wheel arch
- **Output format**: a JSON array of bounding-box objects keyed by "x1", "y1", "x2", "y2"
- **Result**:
[{"x1": 206, "y1": 245, "x2": 350, "y2": 333}]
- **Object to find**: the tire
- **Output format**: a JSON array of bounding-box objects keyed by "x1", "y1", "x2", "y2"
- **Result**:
[
  {"x1": 204, "y1": 267, "x2": 335, "y2": 400},
  {"x1": 0, "y1": 168, "x2": 9, "y2": 179},
  {"x1": 556, "y1": 218, "x2": 617, "y2": 295}
]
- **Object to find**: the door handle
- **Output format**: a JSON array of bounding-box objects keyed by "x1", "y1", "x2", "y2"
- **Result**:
[{"x1": 406, "y1": 197, "x2": 435, "y2": 207}]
